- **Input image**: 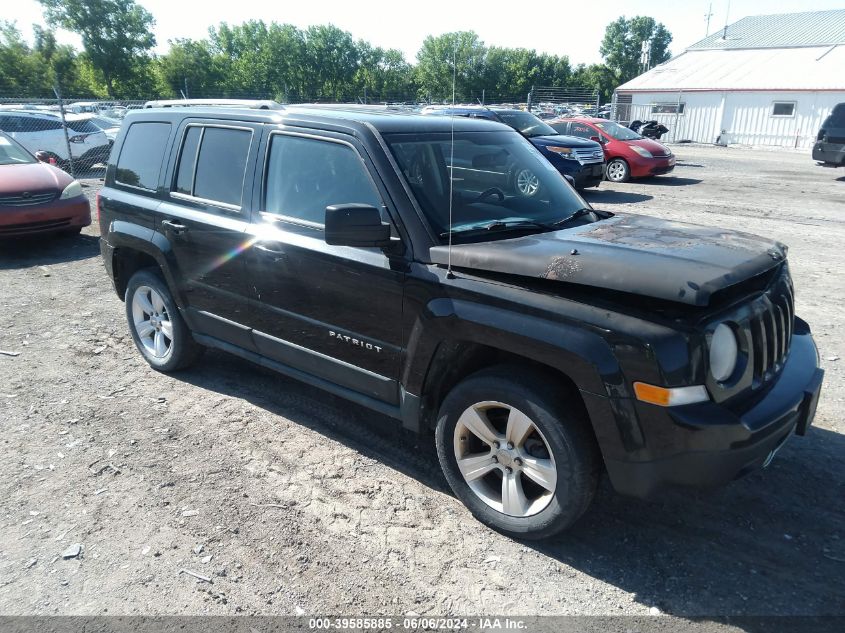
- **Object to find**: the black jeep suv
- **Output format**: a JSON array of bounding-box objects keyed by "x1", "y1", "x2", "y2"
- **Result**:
[{"x1": 98, "y1": 101, "x2": 823, "y2": 539}]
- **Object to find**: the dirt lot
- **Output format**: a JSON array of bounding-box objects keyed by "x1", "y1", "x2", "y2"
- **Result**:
[{"x1": 1, "y1": 145, "x2": 843, "y2": 619}]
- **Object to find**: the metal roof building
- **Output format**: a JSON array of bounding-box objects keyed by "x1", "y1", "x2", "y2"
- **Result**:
[{"x1": 613, "y1": 9, "x2": 845, "y2": 148}]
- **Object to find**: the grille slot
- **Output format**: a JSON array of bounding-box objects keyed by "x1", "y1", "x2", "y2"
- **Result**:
[
  {"x1": 0, "y1": 191, "x2": 58, "y2": 207},
  {"x1": 748, "y1": 282, "x2": 794, "y2": 384},
  {"x1": 0, "y1": 217, "x2": 72, "y2": 235}
]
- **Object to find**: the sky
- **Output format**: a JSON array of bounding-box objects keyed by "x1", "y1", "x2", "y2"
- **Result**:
[{"x1": 6, "y1": 0, "x2": 845, "y2": 65}]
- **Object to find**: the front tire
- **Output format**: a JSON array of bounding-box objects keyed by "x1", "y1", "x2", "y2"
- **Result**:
[
  {"x1": 125, "y1": 268, "x2": 203, "y2": 372},
  {"x1": 605, "y1": 158, "x2": 630, "y2": 182},
  {"x1": 435, "y1": 367, "x2": 600, "y2": 539}
]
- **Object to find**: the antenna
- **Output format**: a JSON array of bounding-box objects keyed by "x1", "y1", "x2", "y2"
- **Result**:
[
  {"x1": 446, "y1": 42, "x2": 457, "y2": 280},
  {"x1": 705, "y1": 3, "x2": 713, "y2": 36}
]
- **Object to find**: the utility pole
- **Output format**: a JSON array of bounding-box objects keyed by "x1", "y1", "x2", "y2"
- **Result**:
[{"x1": 705, "y1": 3, "x2": 714, "y2": 36}]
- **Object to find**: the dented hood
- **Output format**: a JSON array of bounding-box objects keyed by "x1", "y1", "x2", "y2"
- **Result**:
[{"x1": 429, "y1": 213, "x2": 787, "y2": 306}]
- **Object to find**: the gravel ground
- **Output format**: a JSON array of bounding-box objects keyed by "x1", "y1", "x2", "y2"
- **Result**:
[{"x1": 0, "y1": 145, "x2": 843, "y2": 619}]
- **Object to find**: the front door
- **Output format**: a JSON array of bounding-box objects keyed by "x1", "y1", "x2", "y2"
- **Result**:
[{"x1": 244, "y1": 129, "x2": 406, "y2": 404}]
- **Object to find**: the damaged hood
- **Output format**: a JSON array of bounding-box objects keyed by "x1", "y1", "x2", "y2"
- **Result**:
[{"x1": 429, "y1": 213, "x2": 787, "y2": 306}]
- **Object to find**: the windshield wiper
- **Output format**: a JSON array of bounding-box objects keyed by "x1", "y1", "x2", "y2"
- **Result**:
[
  {"x1": 439, "y1": 219, "x2": 552, "y2": 238},
  {"x1": 549, "y1": 207, "x2": 599, "y2": 228}
]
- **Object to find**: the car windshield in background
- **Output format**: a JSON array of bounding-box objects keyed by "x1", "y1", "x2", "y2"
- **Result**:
[
  {"x1": 594, "y1": 120, "x2": 642, "y2": 141},
  {"x1": 91, "y1": 117, "x2": 120, "y2": 129},
  {"x1": 66, "y1": 119, "x2": 102, "y2": 134},
  {"x1": 385, "y1": 130, "x2": 589, "y2": 243},
  {"x1": 494, "y1": 111, "x2": 559, "y2": 138},
  {"x1": 0, "y1": 134, "x2": 35, "y2": 165}
]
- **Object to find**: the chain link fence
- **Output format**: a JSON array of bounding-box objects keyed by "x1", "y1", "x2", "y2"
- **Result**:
[{"x1": 0, "y1": 98, "x2": 145, "y2": 178}]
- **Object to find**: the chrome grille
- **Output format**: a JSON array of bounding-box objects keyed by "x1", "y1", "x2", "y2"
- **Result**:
[
  {"x1": 749, "y1": 279, "x2": 794, "y2": 384},
  {"x1": 573, "y1": 148, "x2": 604, "y2": 163},
  {"x1": 0, "y1": 191, "x2": 58, "y2": 207}
]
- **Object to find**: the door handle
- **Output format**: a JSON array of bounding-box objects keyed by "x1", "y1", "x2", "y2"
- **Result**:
[{"x1": 161, "y1": 219, "x2": 188, "y2": 235}]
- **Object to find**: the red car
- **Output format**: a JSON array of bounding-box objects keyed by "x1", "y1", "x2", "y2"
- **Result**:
[
  {"x1": 0, "y1": 131, "x2": 91, "y2": 237},
  {"x1": 549, "y1": 117, "x2": 675, "y2": 183}
]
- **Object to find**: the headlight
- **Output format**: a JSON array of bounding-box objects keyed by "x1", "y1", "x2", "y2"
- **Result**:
[
  {"x1": 709, "y1": 323, "x2": 739, "y2": 382},
  {"x1": 630, "y1": 145, "x2": 653, "y2": 158},
  {"x1": 545, "y1": 146, "x2": 578, "y2": 160},
  {"x1": 60, "y1": 180, "x2": 83, "y2": 200}
]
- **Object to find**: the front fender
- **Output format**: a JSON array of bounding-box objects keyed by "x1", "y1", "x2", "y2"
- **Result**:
[{"x1": 402, "y1": 297, "x2": 623, "y2": 397}]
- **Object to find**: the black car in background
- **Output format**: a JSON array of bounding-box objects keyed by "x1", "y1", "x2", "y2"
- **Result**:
[
  {"x1": 813, "y1": 103, "x2": 845, "y2": 167},
  {"x1": 421, "y1": 106, "x2": 605, "y2": 190}
]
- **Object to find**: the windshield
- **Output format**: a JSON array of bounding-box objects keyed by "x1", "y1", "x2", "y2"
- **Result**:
[
  {"x1": 594, "y1": 120, "x2": 642, "y2": 141},
  {"x1": 495, "y1": 111, "x2": 559, "y2": 138},
  {"x1": 385, "y1": 130, "x2": 590, "y2": 243},
  {"x1": 0, "y1": 134, "x2": 35, "y2": 165}
]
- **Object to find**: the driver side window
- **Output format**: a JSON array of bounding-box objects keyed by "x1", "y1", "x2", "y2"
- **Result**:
[{"x1": 263, "y1": 134, "x2": 383, "y2": 226}]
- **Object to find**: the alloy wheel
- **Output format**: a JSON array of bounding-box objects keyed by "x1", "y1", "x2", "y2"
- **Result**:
[
  {"x1": 131, "y1": 285, "x2": 173, "y2": 359},
  {"x1": 452, "y1": 401, "x2": 557, "y2": 517}
]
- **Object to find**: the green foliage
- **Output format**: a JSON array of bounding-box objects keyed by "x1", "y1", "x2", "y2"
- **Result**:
[
  {"x1": 600, "y1": 16, "x2": 672, "y2": 84},
  {"x1": 38, "y1": 0, "x2": 156, "y2": 97},
  {"x1": 3, "y1": 9, "x2": 672, "y2": 104}
]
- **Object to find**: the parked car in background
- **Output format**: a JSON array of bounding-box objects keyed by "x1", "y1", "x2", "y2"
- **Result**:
[
  {"x1": 0, "y1": 110, "x2": 111, "y2": 171},
  {"x1": 84, "y1": 114, "x2": 123, "y2": 142},
  {"x1": 549, "y1": 117, "x2": 675, "y2": 183},
  {"x1": 421, "y1": 106, "x2": 605, "y2": 190},
  {"x1": 812, "y1": 103, "x2": 845, "y2": 167},
  {"x1": 0, "y1": 131, "x2": 91, "y2": 237}
]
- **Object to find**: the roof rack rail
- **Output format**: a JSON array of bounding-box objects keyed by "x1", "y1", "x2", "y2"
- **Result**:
[{"x1": 143, "y1": 99, "x2": 285, "y2": 110}]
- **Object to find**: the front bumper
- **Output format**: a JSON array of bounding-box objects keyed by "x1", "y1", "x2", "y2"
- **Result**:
[
  {"x1": 630, "y1": 155, "x2": 675, "y2": 178},
  {"x1": 549, "y1": 157, "x2": 604, "y2": 189},
  {"x1": 812, "y1": 142, "x2": 845, "y2": 166},
  {"x1": 585, "y1": 326, "x2": 823, "y2": 498},
  {"x1": 0, "y1": 196, "x2": 91, "y2": 237}
]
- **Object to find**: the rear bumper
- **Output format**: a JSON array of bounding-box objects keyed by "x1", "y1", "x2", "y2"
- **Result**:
[
  {"x1": 812, "y1": 142, "x2": 845, "y2": 166},
  {"x1": 0, "y1": 196, "x2": 91, "y2": 237},
  {"x1": 585, "y1": 326, "x2": 823, "y2": 498}
]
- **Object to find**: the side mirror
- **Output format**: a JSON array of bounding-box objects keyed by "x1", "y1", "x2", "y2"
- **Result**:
[
  {"x1": 35, "y1": 150, "x2": 55, "y2": 164},
  {"x1": 563, "y1": 175, "x2": 575, "y2": 187},
  {"x1": 590, "y1": 136, "x2": 605, "y2": 144},
  {"x1": 325, "y1": 204, "x2": 392, "y2": 247}
]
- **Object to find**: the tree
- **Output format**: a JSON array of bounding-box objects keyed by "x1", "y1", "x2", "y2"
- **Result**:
[
  {"x1": 38, "y1": 0, "x2": 156, "y2": 97},
  {"x1": 415, "y1": 31, "x2": 486, "y2": 102},
  {"x1": 570, "y1": 63, "x2": 619, "y2": 104},
  {"x1": 599, "y1": 16, "x2": 672, "y2": 85}
]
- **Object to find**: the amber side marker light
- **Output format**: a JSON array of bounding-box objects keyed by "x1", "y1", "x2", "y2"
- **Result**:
[{"x1": 633, "y1": 382, "x2": 709, "y2": 407}]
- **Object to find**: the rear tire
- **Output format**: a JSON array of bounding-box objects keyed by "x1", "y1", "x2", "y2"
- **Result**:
[
  {"x1": 435, "y1": 366, "x2": 600, "y2": 539},
  {"x1": 125, "y1": 268, "x2": 204, "y2": 372}
]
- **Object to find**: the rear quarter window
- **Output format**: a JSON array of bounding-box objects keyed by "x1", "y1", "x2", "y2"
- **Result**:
[{"x1": 115, "y1": 122, "x2": 172, "y2": 190}]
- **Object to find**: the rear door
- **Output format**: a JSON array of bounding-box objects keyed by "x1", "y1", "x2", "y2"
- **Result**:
[
  {"x1": 243, "y1": 127, "x2": 406, "y2": 404},
  {"x1": 157, "y1": 120, "x2": 261, "y2": 349}
]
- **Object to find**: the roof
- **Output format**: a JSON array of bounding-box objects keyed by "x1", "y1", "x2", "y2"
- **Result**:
[
  {"x1": 689, "y1": 9, "x2": 845, "y2": 50},
  {"x1": 129, "y1": 104, "x2": 511, "y2": 135},
  {"x1": 616, "y1": 45, "x2": 845, "y2": 92}
]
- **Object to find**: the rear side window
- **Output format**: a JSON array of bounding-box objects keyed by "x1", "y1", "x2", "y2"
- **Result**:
[
  {"x1": 827, "y1": 103, "x2": 845, "y2": 126},
  {"x1": 173, "y1": 125, "x2": 252, "y2": 208},
  {"x1": 115, "y1": 122, "x2": 171, "y2": 190},
  {"x1": 568, "y1": 123, "x2": 596, "y2": 139},
  {"x1": 264, "y1": 134, "x2": 382, "y2": 225}
]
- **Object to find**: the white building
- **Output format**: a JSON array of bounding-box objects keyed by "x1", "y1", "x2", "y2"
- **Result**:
[{"x1": 613, "y1": 9, "x2": 845, "y2": 148}]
